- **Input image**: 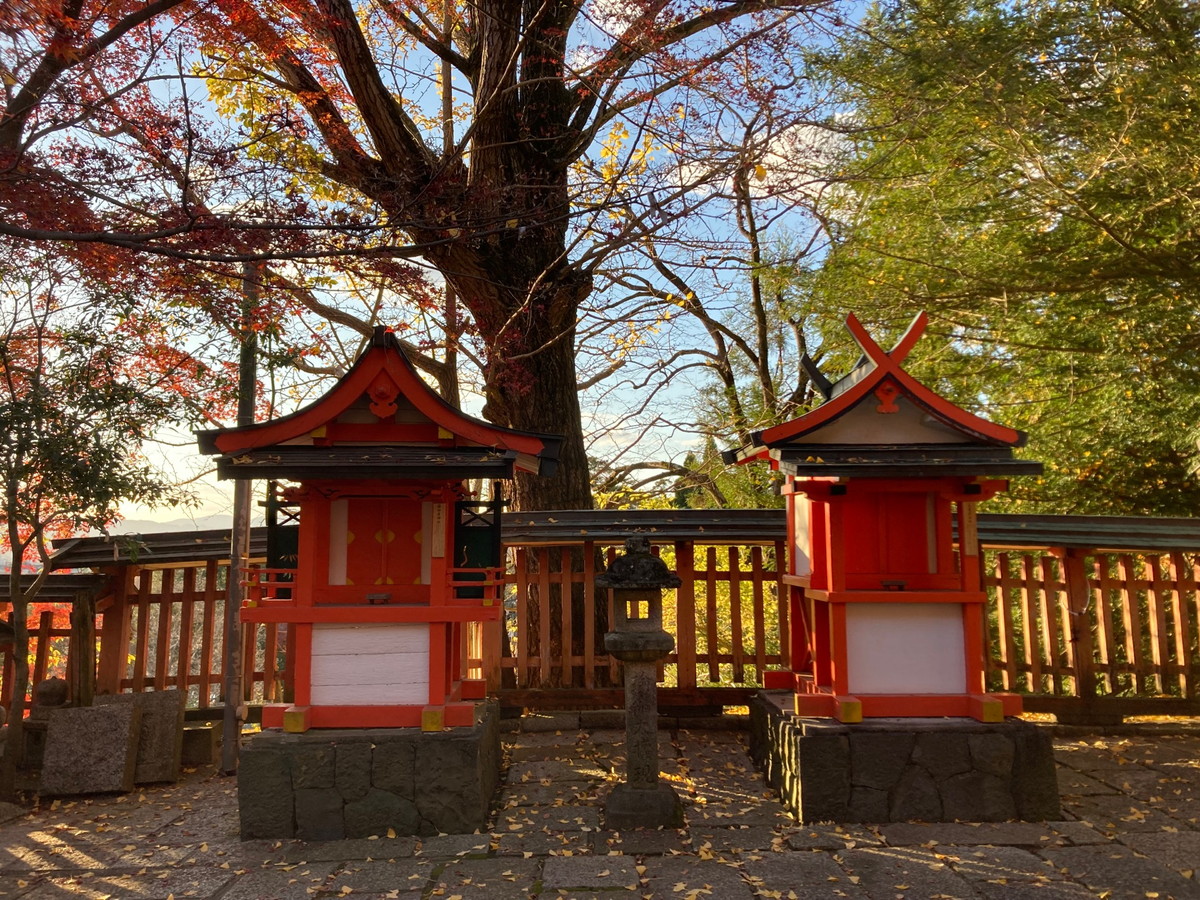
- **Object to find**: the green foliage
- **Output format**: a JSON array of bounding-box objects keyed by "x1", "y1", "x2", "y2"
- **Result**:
[
  {"x1": 0, "y1": 262, "x2": 194, "y2": 568},
  {"x1": 673, "y1": 441, "x2": 783, "y2": 511},
  {"x1": 806, "y1": 0, "x2": 1200, "y2": 514}
]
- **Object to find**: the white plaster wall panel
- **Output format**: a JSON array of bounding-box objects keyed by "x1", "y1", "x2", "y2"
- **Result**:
[
  {"x1": 791, "y1": 501, "x2": 812, "y2": 576},
  {"x1": 845, "y1": 603, "x2": 966, "y2": 695},
  {"x1": 310, "y1": 623, "x2": 429, "y2": 705}
]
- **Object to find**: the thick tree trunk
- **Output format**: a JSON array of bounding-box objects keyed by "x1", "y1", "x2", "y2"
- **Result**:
[{"x1": 486, "y1": 327, "x2": 593, "y2": 512}]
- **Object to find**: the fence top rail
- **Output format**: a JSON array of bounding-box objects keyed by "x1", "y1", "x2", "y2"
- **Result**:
[
  {"x1": 45, "y1": 511, "x2": 1200, "y2": 571},
  {"x1": 501, "y1": 509, "x2": 787, "y2": 545},
  {"x1": 50, "y1": 530, "x2": 270, "y2": 571},
  {"x1": 973, "y1": 514, "x2": 1200, "y2": 552},
  {"x1": 0, "y1": 573, "x2": 110, "y2": 601}
]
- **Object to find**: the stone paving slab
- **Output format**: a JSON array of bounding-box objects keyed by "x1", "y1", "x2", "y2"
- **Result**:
[
  {"x1": 837, "y1": 845, "x2": 982, "y2": 899},
  {"x1": 21, "y1": 864, "x2": 235, "y2": 899},
  {"x1": 215, "y1": 861, "x2": 339, "y2": 900},
  {"x1": 327, "y1": 858, "x2": 434, "y2": 894},
  {"x1": 742, "y1": 851, "x2": 870, "y2": 898},
  {"x1": 878, "y1": 821, "x2": 1059, "y2": 847},
  {"x1": 427, "y1": 857, "x2": 540, "y2": 900},
  {"x1": 1054, "y1": 768, "x2": 1118, "y2": 795},
  {"x1": 639, "y1": 854, "x2": 757, "y2": 899},
  {"x1": 973, "y1": 879, "x2": 1099, "y2": 899},
  {"x1": 1041, "y1": 844, "x2": 1200, "y2": 900},
  {"x1": 1060, "y1": 792, "x2": 1185, "y2": 832},
  {"x1": 937, "y1": 844, "x2": 1066, "y2": 883},
  {"x1": 541, "y1": 854, "x2": 640, "y2": 890},
  {"x1": 593, "y1": 827, "x2": 691, "y2": 855},
  {"x1": 1116, "y1": 830, "x2": 1200, "y2": 875},
  {"x1": 784, "y1": 825, "x2": 880, "y2": 851}
]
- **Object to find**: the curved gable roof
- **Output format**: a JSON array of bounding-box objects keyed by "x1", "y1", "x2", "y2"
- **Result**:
[
  {"x1": 197, "y1": 328, "x2": 561, "y2": 477},
  {"x1": 726, "y1": 313, "x2": 1036, "y2": 476}
]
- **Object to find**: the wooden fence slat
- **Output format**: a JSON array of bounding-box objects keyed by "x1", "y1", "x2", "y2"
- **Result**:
[
  {"x1": 199, "y1": 561, "x2": 217, "y2": 707},
  {"x1": 263, "y1": 620, "x2": 280, "y2": 702},
  {"x1": 514, "y1": 547, "x2": 529, "y2": 688},
  {"x1": 583, "y1": 542, "x2": 596, "y2": 689},
  {"x1": 132, "y1": 571, "x2": 152, "y2": 692},
  {"x1": 1019, "y1": 554, "x2": 1039, "y2": 692},
  {"x1": 751, "y1": 546, "x2": 767, "y2": 682},
  {"x1": 1092, "y1": 555, "x2": 1119, "y2": 694},
  {"x1": 995, "y1": 553, "x2": 1021, "y2": 691},
  {"x1": 729, "y1": 547, "x2": 744, "y2": 684},
  {"x1": 1037, "y1": 556, "x2": 1065, "y2": 695},
  {"x1": 177, "y1": 568, "x2": 196, "y2": 695},
  {"x1": 1146, "y1": 555, "x2": 1170, "y2": 695},
  {"x1": 705, "y1": 547, "x2": 719, "y2": 683},
  {"x1": 560, "y1": 547, "x2": 573, "y2": 686},
  {"x1": 675, "y1": 541, "x2": 697, "y2": 691},
  {"x1": 1047, "y1": 556, "x2": 1074, "y2": 695},
  {"x1": 1108, "y1": 556, "x2": 1137, "y2": 691},
  {"x1": 1168, "y1": 552, "x2": 1194, "y2": 697},
  {"x1": 154, "y1": 570, "x2": 175, "y2": 692},
  {"x1": 538, "y1": 548, "x2": 552, "y2": 687},
  {"x1": 775, "y1": 540, "x2": 789, "y2": 671}
]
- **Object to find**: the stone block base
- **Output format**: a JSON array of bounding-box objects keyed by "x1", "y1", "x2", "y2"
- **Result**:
[
  {"x1": 181, "y1": 725, "x2": 218, "y2": 768},
  {"x1": 238, "y1": 701, "x2": 500, "y2": 840},
  {"x1": 750, "y1": 691, "x2": 1060, "y2": 823}
]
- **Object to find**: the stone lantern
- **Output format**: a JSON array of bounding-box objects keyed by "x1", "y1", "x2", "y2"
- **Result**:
[{"x1": 599, "y1": 537, "x2": 684, "y2": 829}]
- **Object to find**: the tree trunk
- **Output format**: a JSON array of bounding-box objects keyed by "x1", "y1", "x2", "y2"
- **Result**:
[{"x1": 488, "y1": 327, "x2": 593, "y2": 513}]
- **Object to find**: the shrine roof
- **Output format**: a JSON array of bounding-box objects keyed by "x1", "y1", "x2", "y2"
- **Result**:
[
  {"x1": 725, "y1": 312, "x2": 1041, "y2": 477},
  {"x1": 769, "y1": 444, "x2": 1043, "y2": 478},
  {"x1": 212, "y1": 445, "x2": 524, "y2": 482},
  {"x1": 197, "y1": 328, "x2": 561, "y2": 478}
]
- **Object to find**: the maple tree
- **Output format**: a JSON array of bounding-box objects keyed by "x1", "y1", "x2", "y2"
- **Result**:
[
  {"x1": 0, "y1": 247, "x2": 194, "y2": 795},
  {"x1": 2, "y1": 0, "x2": 839, "y2": 512}
]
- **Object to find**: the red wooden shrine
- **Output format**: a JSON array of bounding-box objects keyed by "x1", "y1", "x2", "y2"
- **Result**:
[
  {"x1": 728, "y1": 313, "x2": 1041, "y2": 723},
  {"x1": 198, "y1": 328, "x2": 560, "y2": 732}
]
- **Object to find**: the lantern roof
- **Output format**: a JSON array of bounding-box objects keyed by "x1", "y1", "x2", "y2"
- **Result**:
[
  {"x1": 197, "y1": 327, "x2": 561, "y2": 481},
  {"x1": 724, "y1": 312, "x2": 1042, "y2": 478}
]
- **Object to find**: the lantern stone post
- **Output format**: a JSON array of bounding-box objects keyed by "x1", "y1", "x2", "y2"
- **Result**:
[{"x1": 599, "y1": 537, "x2": 685, "y2": 830}]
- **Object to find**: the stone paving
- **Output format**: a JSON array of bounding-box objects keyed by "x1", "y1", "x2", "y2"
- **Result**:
[{"x1": 0, "y1": 720, "x2": 1197, "y2": 899}]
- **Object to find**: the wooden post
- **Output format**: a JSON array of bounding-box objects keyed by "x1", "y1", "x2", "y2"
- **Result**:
[
  {"x1": 1062, "y1": 549, "x2": 1098, "y2": 701},
  {"x1": 222, "y1": 260, "x2": 258, "y2": 775},
  {"x1": 70, "y1": 588, "x2": 97, "y2": 707}
]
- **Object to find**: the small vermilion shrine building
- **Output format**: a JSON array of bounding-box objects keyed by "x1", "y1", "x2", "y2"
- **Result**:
[
  {"x1": 198, "y1": 328, "x2": 560, "y2": 733},
  {"x1": 729, "y1": 313, "x2": 1042, "y2": 723}
]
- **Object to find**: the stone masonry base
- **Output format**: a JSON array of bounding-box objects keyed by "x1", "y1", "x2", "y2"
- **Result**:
[
  {"x1": 750, "y1": 691, "x2": 1061, "y2": 823},
  {"x1": 237, "y1": 701, "x2": 500, "y2": 840}
]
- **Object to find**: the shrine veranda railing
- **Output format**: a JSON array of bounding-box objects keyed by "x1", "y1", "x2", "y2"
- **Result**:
[{"x1": 5, "y1": 517, "x2": 1200, "y2": 716}]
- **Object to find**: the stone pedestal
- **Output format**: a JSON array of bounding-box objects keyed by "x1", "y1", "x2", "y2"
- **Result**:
[
  {"x1": 603, "y1": 650, "x2": 684, "y2": 830},
  {"x1": 237, "y1": 700, "x2": 500, "y2": 840},
  {"x1": 750, "y1": 691, "x2": 1061, "y2": 823},
  {"x1": 599, "y1": 537, "x2": 684, "y2": 830}
]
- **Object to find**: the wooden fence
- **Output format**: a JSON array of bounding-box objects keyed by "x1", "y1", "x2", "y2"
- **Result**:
[
  {"x1": 985, "y1": 548, "x2": 1200, "y2": 717},
  {"x1": 491, "y1": 539, "x2": 787, "y2": 708},
  {"x1": 5, "y1": 515, "x2": 1200, "y2": 720}
]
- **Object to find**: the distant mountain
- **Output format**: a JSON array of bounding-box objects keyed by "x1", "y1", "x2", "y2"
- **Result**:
[{"x1": 107, "y1": 513, "x2": 244, "y2": 535}]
